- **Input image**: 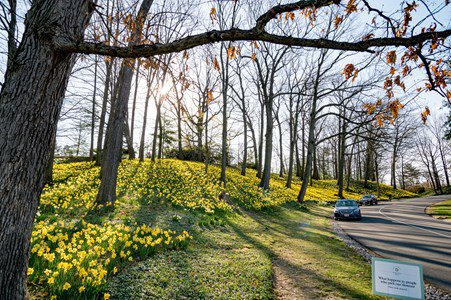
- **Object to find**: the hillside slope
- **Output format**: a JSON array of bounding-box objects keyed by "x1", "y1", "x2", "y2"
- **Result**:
[{"x1": 29, "y1": 159, "x2": 412, "y2": 299}]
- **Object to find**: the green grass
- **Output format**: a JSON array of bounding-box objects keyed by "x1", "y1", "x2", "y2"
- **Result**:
[
  {"x1": 426, "y1": 199, "x2": 451, "y2": 219},
  {"x1": 105, "y1": 200, "x2": 381, "y2": 299},
  {"x1": 31, "y1": 159, "x2": 408, "y2": 299}
]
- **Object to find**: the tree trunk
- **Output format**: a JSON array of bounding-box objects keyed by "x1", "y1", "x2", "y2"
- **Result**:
[
  {"x1": 44, "y1": 134, "x2": 57, "y2": 185},
  {"x1": 391, "y1": 143, "x2": 397, "y2": 189},
  {"x1": 375, "y1": 153, "x2": 381, "y2": 198},
  {"x1": 205, "y1": 106, "x2": 210, "y2": 173},
  {"x1": 95, "y1": 60, "x2": 113, "y2": 166},
  {"x1": 431, "y1": 156, "x2": 443, "y2": 194},
  {"x1": 401, "y1": 156, "x2": 406, "y2": 190},
  {"x1": 259, "y1": 97, "x2": 273, "y2": 190},
  {"x1": 131, "y1": 60, "x2": 141, "y2": 146},
  {"x1": 219, "y1": 48, "x2": 229, "y2": 186},
  {"x1": 241, "y1": 113, "x2": 248, "y2": 176},
  {"x1": 300, "y1": 115, "x2": 306, "y2": 179},
  {"x1": 247, "y1": 116, "x2": 258, "y2": 169},
  {"x1": 89, "y1": 56, "x2": 98, "y2": 160},
  {"x1": 177, "y1": 95, "x2": 183, "y2": 159},
  {"x1": 298, "y1": 115, "x2": 316, "y2": 202},
  {"x1": 0, "y1": 1, "x2": 93, "y2": 297},
  {"x1": 277, "y1": 116, "x2": 284, "y2": 177},
  {"x1": 257, "y1": 101, "x2": 264, "y2": 179},
  {"x1": 295, "y1": 133, "x2": 302, "y2": 178},
  {"x1": 427, "y1": 164, "x2": 437, "y2": 193},
  {"x1": 6, "y1": 0, "x2": 17, "y2": 71},
  {"x1": 364, "y1": 138, "x2": 374, "y2": 186},
  {"x1": 124, "y1": 118, "x2": 135, "y2": 159},
  {"x1": 298, "y1": 48, "x2": 325, "y2": 202},
  {"x1": 96, "y1": 0, "x2": 154, "y2": 205},
  {"x1": 197, "y1": 119, "x2": 203, "y2": 161},
  {"x1": 312, "y1": 142, "x2": 320, "y2": 180},
  {"x1": 439, "y1": 146, "x2": 450, "y2": 187},
  {"x1": 337, "y1": 112, "x2": 347, "y2": 199},
  {"x1": 286, "y1": 116, "x2": 296, "y2": 188},
  {"x1": 139, "y1": 85, "x2": 151, "y2": 162},
  {"x1": 158, "y1": 113, "x2": 163, "y2": 159},
  {"x1": 151, "y1": 105, "x2": 160, "y2": 162}
]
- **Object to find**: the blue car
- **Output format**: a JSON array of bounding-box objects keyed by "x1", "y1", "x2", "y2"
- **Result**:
[{"x1": 334, "y1": 199, "x2": 362, "y2": 221}]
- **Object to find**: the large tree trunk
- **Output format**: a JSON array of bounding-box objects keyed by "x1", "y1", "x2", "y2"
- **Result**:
[
  {"x1": 0, "y1": 2, "x2": 93, "y2": 298},
  {"x1": 97, "y1": 63, "x2": 132, "y2": 205},
  {"x1": 298, "y1": 49, "x2": 324, "y2": 202},
  {"x1": 96, "y1": 0, "x2": 154, "y2": 205},
  {"x1": 259, "y1": 96, "x2": 273, "y2": 190},
  {"x1": 298, "y1": 112, "x2": 316, "y2": 203}
]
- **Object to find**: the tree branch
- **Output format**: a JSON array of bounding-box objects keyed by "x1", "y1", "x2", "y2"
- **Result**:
[{"x1": 57, "y1": 28, "x2": 451, "y2": 58}]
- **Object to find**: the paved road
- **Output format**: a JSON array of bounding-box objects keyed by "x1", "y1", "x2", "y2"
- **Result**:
[{"x1": 337, "y1": 195, "x2": 451, "y2": 292}]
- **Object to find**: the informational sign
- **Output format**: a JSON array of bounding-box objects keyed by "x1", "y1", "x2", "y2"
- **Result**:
[{"x1": 372, "y1": 257, "x2": 424, "y2": 300}]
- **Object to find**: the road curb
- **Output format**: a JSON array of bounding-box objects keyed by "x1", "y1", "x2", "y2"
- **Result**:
[{"x1": 331, "y1": 218, "x2": 451, "y2": 300}]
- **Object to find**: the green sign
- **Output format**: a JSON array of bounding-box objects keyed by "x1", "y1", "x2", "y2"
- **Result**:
[{"x1": 372, "y1": 257, "x2": 424, "y2": 300}]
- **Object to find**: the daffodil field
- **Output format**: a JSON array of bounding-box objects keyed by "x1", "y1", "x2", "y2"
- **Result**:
[{"x1": 30, "y1": 159, "x2": 414, "y2": 299}]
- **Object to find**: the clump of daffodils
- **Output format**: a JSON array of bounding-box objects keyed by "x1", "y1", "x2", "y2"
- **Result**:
[{"x1": 29, "y1": 220, "x2": 191, "y2": 298}]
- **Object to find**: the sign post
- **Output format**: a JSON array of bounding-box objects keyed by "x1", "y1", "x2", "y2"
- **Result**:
[{"x1": 372, "y1": 257, "x2": 424, "y2": 300}]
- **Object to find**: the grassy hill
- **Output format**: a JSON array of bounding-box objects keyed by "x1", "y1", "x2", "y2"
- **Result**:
[{"x1": 29, "y1": 159, "x2": 413, "y2": 299}]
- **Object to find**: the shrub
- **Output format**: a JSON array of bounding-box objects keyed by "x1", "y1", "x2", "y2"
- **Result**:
[{"x1": 406, "y1": 185, "x2": 426, "y2": 194}]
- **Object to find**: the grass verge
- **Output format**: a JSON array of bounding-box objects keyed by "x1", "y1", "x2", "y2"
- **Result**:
[{"x1": 426, "y1": 199, "x2": 451, "y2": 220}]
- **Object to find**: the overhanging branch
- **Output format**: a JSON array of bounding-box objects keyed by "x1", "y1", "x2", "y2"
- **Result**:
[{"x1": 57, "y1": 29, "x2": 451, "y2": 58}]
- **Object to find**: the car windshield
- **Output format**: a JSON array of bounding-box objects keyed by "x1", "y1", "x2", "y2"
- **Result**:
[
  {"x1": 362, "y1": 195, "x2": 371, "y2": 198},
  {"x1": 336, "y1": 200, "x2": 357, "y2": 207}
]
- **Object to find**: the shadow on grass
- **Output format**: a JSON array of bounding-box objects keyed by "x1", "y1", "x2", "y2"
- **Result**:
[{"x1": 226, "y1": 204, "x2": 376, "y2": 300}]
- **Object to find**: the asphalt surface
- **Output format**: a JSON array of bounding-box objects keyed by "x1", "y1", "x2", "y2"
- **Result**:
[{"x1": 337, "y1": 195, "x2": 451, "y2": 292}]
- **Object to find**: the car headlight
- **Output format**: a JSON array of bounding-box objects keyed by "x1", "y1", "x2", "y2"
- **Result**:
[{"x1": 353, "y1": 208, "x2": 360, "y2": 214}]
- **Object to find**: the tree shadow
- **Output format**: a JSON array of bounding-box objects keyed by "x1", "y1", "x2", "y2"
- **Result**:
[{"x1": 226, "y1": 206, "x2": 377, "y2": 300}]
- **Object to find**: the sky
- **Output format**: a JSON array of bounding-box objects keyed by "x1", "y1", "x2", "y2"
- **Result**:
[{"x1": 0, "y1": 0, "x2": 450, "y2": 182}]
